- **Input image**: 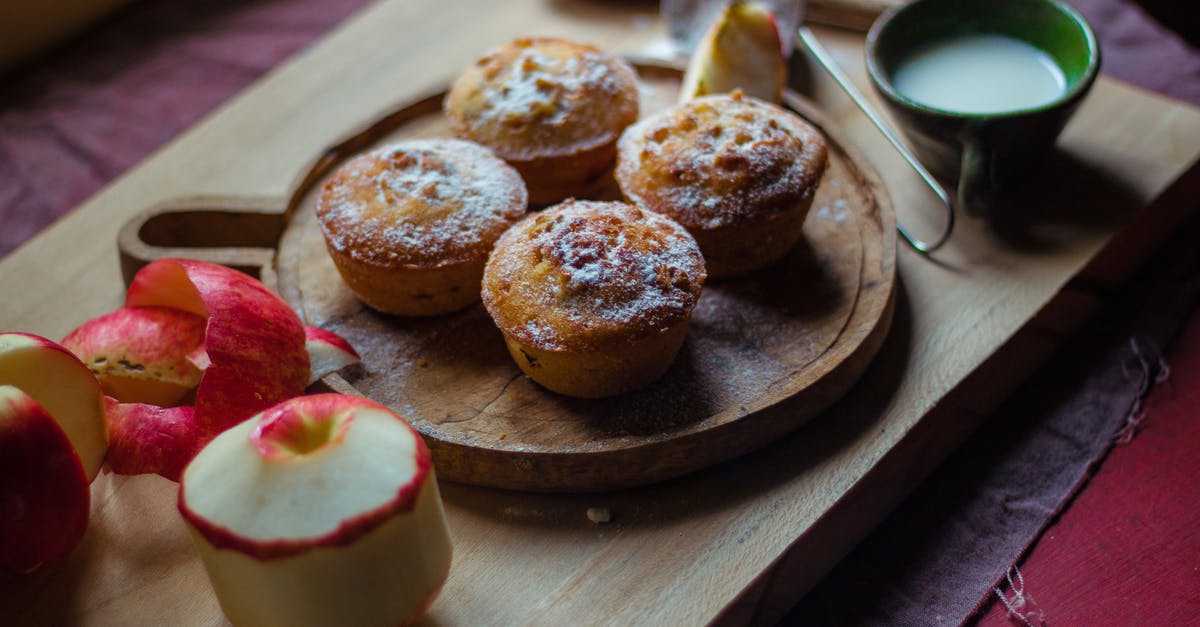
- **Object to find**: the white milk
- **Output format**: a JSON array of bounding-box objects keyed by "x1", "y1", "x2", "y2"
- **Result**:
[{"x1": 892, "y1": 34, "x2": 1067, "y2": 114}]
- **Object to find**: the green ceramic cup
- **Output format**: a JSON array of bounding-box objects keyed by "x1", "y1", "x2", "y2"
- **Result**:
[{"x1": 866, "y1": 0, "x2": 1100, "y2": 215}]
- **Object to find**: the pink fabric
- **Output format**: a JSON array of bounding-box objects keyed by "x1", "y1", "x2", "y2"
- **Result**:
[
  {"x1": 1072, "y1": 0, "x2": 1200, "y2": 105},
  {"x1": 0, "y1": 0, "x2": 370, "y2": 257}
]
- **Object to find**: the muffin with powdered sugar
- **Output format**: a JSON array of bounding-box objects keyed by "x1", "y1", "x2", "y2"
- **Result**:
[
  {"x1": 482, "y1": 199, "x2": 705, "y2": 398},
  {"x1": 317, "y1": 139, "x2": 527, "y2": 316}
]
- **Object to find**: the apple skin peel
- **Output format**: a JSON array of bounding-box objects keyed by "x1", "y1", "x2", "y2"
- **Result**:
[
  {"x1": 59, "y1": 258, "x2": 361, "y2": 482},
  {"x1": 179, "y1": 394, "x2": 452, "y2": 626}
]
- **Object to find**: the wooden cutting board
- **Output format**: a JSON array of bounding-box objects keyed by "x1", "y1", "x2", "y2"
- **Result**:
[
  {"x1": 119, "y1": 64, "x2": 897, "y2": 492},
  {"x1": 1, "y1": 1, "x2": 1199, "y2": 624}
]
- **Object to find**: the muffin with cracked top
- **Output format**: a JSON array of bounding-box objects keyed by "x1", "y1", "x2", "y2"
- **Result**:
[
  {"x1": 616, "y1": 90, "x2": 828, "y2": 278},
  {"x1": 481, "y1": 199, "x2": 706, "y2": 398},
  {"x1": 445, "y1": 37, "x2": 639, "y2": 206}
]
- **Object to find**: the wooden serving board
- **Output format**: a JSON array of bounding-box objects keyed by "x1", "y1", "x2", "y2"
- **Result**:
[
  {"x1": 2, "y1": 2, "x2": 1200, "y2": 624},
  {"x1": 119, "y1": 64, "x2": 896, "y2": 491}
]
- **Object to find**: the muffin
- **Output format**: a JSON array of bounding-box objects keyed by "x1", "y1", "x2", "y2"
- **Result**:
[
  {"x1": 481, "y1": 200, "x2": 706, "y2": 398},
  {"x1": 616, "y1": 91, "x2": 828, "y2": 278},
  {"x1": 317, "y1": 139, "x2": 527, "y2": 316},
  {"x1": 444, "y1": 37, "x2": 639, "y2": 206}
]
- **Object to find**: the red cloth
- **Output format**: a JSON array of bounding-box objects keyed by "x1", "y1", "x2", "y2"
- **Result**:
[
  {"x1": 1073, "y1": 0, "x2": 1200, "y2": 104},
  {"x1": 977, "y1": 308, "x2": 1200, "y2": 625}
]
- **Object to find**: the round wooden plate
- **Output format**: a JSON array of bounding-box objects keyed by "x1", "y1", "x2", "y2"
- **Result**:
[{"x1": 122, "y1": 63, "x2": 896, "y2": 492}]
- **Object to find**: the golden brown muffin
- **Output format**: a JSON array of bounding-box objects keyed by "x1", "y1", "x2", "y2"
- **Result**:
[
  {"x1": 444, "y1": 37, "x2": 639, "y2": 206},
  {"x1": 317, "y1": 139, "x2": 527, "y2": 316},
  {"x1": 615, "y1": 91, "x2": 828, "y2": 278},
  {"x1": 482, "y1": 199, "x2": 706, "y2": 398}
]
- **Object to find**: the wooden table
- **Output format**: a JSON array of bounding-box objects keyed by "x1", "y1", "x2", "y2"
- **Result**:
[{"x1": 2, "y1": 1, "x2": 1199, "y2": 623}]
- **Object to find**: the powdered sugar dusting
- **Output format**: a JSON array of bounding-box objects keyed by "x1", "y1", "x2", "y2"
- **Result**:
[
  {"x1": 318, "y1": 139, "x2": 527, "y2": 266},
  {"x1": 483, "y1": 200, "x2": 706, "y2": 350},
  {"x1": 446, "y1": 38, "x2": 639, "y2": 159},
  {"x1": 617, "y1": 93, "x2": 826, "y2": 230},
  {"x1": 483, "y1": 48, "x2": 619, "y2": 126}
]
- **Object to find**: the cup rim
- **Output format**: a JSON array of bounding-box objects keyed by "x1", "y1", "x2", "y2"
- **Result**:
[{"x1": 864, "y1": 0, "x2": 1102, "y2": 120}]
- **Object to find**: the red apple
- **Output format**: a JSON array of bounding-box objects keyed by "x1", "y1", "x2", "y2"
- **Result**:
[
  {"x1": 0, "y1": 385, "x2": 91, "y2": 578},
  {"x1": 179, "y1": 394, "x2": 452, "y2": 627},
  {"x1": 0, "y1": 332, "x2": 108, "y2": 480},
  {"x1": 124, "y1": 259, "x2": 310, "y2": 440},
  {"x1": 62, "y1": 306, "x2": 207, "y2": 407}
]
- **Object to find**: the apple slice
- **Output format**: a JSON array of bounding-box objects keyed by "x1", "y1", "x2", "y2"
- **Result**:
[
  {"x1": 0, "y1": 332, "x2": 108, "y2": 480},
  {"x1": 304, "y1": 325, "x2": 361, "y2": 385},
  {"x1": 126, "y1": 259, "x2": 310, "y2": 439},
  {"x1": 679, "y1": 0, "x2": 787, "y2": 103},
  {"x1": 0, "y1": 385, "x2": 91, "y2": 578},
  {"x1": 180, "y1": 394, "x2": 452, "y2": 627},
  {"x1": 62, "y1": 306, "x2": 207, "y2": 407}
]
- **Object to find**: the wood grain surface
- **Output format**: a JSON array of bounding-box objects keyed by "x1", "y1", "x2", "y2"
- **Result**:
[{"x1": 1, "y1": 1, "x2": 1199, "y2": 624}]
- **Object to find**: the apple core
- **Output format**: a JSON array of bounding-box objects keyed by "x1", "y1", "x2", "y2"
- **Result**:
[{"x1": 251, "y1": 403, "x2": 352, "y2": 459}]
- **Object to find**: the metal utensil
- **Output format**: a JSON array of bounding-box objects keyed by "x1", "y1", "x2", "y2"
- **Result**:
[{"x1": 797, "y1": 26, "x2": 955, "y2": 253}]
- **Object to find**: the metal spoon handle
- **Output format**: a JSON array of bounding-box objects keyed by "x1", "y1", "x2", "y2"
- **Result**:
[{"x1": 797, "y1": 26, "x2": 954, "y2": 254}]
